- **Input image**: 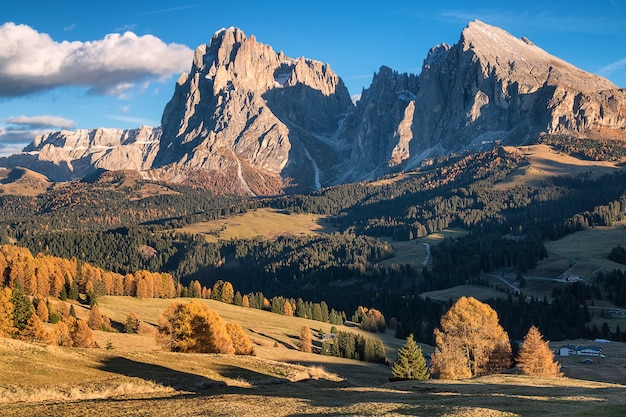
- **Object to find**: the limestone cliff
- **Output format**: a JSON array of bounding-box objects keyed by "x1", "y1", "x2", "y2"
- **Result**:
[
  {"x1": 154, "y1": 27, "x2": 353, "y2": 194},
  {"x1": 0, "y1": 126, "x2": 160, "y2": 181},
  {"x1": 2, "y1": 22, "x2": 624, "y2": 194}
]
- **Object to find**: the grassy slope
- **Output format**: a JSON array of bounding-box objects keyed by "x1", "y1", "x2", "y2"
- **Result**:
[
  {"x1": 175, "y1": 208, "x2": 336, "y2": 242},
  {"x1": 3, "y1": 296, "x2": 626, "y2": 416}
]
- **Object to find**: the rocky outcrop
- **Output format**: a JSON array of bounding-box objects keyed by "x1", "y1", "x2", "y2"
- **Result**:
[
  {"x1": 2, "y1": 21, "x2": 624, "y2": 194},
  {"x1": 154, "y1": 27, "x2": 353, "y2": 194},
  {"x1": 340, "y1": 20, "x2": 626, "y2": 180},
  {"x1": 0, "y1": 126, "x2": 160, "y2": 181},
  {"x1": 336, "y1": 66, "x2": 419, "y2": 182}
]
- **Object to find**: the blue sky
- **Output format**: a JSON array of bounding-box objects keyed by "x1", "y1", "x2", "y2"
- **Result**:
[{"x1": 0, "y1": 0, "x2": 625, "y2": 156}]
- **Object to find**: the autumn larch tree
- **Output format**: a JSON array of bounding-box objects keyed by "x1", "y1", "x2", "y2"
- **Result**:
[
  {"x1": 125, "y1": 310, "x2": 140, "y2": 334},
  {"x1": 431, "y1": 296, "x2": 512, "y2": 379},
  {"x1": 156, "y1": 300, "x2": 234, "y2": 354},
  {"x1": 226, "y1": 322, "x2": 255, "y2": 355},
  {"x1": 0, "y1": 287, "x2": 15, "y2": 338},
  {"x1": 35, "y1": 299, "x2": 49, "y2": 323},
  {"x1": 87, "y1": 305, "x2": 105, "y2": 331},
  {"x1": 516, "y1": 326, "x2": 562, "y2": 377},
  {"x1": 71, "y1": 319, "x2": 95, "y2": 348},
  {"x1": 52, "y1": 320, "x2": 73, "y2": 347},
  {"x1": 392, "y1": 334, "x2": 430, "y2": 380},
  {"x1": 299, "y1": 325, "x2": 312, "y2": 353},
  {"x1": 283, "y1": 300, "x2": 294, "y2": 316},
  {"x1": 21, "y1": 314, "x2": 50, "y2": 344}
]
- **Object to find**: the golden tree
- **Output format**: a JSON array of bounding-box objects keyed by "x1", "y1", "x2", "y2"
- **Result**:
[
  {"x1": 516, "y1": 326, "x2": 562, "y2": 377},
  {"x1": 283, "y1": 300, "x2": 294, "y2": 316},
  {"x1": 0, "y1": 287, "x2": 15, "y2": 338},
  {"x1": 125, "y1": 310, "x2": 140, "y2": 334},
  {"x1": 431, "y1": 296, "x2": 512, "y2": 379},
  {"x1": 21, "y1": 314, "x2": 49, "y2": 343},
  {"x1": 299, "y1": 325, "x2": 312, "y2": 353},
  {"x1": 226, "y1": 322, "x2": 255, "y2": 355},
  {"x1": 87, "y1": 305, "x2": 105, "y2": 330},
  {"x1": 52, "y1": 320, "x2": 73, "y2": 347},
  {"x1": 71, "y1": 319, "x2": 95, "y2": 348},
  {"x1": 156, "y1": 301, "x2": 234, "y2": 354},
  {"x1": 36, "y1": 299, "x2": 49, "y2": 323}
]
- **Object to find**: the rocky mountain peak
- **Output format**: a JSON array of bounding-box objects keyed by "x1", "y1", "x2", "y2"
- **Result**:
[
  {"x1": 460, "y1": 20, "x2": 617, "y2": 93},
  {"x1": 154, "y1": 27, "x2": 353, "y2": 194},
  {"x1": 2, "y1": 22, "x2": 624, "y2": 195}
]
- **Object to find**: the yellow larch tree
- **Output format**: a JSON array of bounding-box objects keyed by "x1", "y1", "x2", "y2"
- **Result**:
[
  {"x1": 431, "y1": 296, "x2": 512, "y2": 379},
  {"x1": 516, "y1": 326, "x2": 562, "y2": 377},
  {"x1": 226, "y1": 322, "x2": 255, "y2": 355},
  {"x1": 156, "y1": 300, "x2": 234, "y2": 354}
]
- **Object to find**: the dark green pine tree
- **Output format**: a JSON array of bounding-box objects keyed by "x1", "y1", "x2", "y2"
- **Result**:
[
  {"x1": 10, "y1": 286, "x2": 34, "y2": 333},
  {"x1": 392, "y1": 334, "x2": 430, "y2": 380}
]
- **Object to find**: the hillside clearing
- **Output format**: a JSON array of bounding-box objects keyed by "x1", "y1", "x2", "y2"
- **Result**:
[
  {"x1": 496, "y1": 144, "x2": 621, "y2": 189},
  {"x1": 175, "y1": 208, "x2": 336, "y2": 241}
]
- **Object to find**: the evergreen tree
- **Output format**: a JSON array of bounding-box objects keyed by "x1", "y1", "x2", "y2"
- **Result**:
[
  {"x1": 516, "y1": 326, "x2": 562, "y2": 377},
  {"x1": 11, "y1": 286, "x2": 34, "y2": 333},
  {"x1": 392, "y1": 334, "x2": 430, "y2": 380}
]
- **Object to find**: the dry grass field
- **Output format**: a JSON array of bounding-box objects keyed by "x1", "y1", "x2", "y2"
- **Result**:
[
  {"x1": 378, "y1": 228, "x2": 468, "y2": 269},
  {"x1": 497, "y1": 144, "x2": 621, "y2": 189},
  {"x1": 0, "y1": 167, "x2": 52, "y2": 196},
  {"x1": 2, "y1": 296, "x2": 626, "y2": 416},
  {"x1": 176, "y1": 208, "x2": 336, "y2": 242}
]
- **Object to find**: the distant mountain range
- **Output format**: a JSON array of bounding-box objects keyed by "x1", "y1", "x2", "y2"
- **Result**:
[{"x1": 1, "y1": 20, "x2": 625, "y2": 195}]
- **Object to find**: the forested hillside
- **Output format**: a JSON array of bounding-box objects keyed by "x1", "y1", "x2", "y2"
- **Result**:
[{"x1": 2, "y1": 144, "x2": 626, "y2": 344}]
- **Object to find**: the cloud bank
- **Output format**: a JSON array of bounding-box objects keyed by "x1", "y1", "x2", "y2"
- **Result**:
[
  {"x1": 0, "y1": 114, "x2": 77, "y2": 156},
  {"x1": 0, "y1": 22, "x2": 194, "y2": 97}
]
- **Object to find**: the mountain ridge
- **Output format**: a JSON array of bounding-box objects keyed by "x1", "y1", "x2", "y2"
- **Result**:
[{"x1": 1, "y1": 20, "x2": 624, "y2": 194}]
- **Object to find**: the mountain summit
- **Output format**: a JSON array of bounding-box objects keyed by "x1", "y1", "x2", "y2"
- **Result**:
[
  {"x1": 338, "y1": 20, "x2": 626, "y2": 181},
  {"x1": 2, "y1": 21, "x2": 625, "y2": 194}
]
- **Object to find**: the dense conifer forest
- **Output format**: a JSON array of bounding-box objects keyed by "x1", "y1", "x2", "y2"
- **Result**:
[{"x1": 2, "y1": 144, "x2": 626, "y2": 344}]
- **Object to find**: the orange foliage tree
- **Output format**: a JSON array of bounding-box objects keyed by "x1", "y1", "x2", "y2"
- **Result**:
[
  {"x1": 516, "y1": 326, "x2": 562, "y2": 377},
  {"x1": 299, "y1": 325, "x2": 312, "y2": 353},
  {"x1": 156, "y1": 301, "x2": 235, "y2": 354},
  {"x1": 225, "y1": 322, "x2": 255, "y2": 355},
  {"x1": 0, "y1": 287, "x2": 15, "y2": 338},
  {"x1": 431, "y1": 296, "x2": 512, "y2": 379}
]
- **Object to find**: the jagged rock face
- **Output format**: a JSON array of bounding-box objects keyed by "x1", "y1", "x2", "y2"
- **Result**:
[
  {"x1": 411, "y1": 20, "x2": 626, "y2": 150},
  {"x1": 337, "y1": 66, "x2": 419, "y2": 182},
  {"x1": 0, "y1": 127, "x2": 160, "y2": 181},
  {"x1": 2, "y1": 22, "x2": 624, "y2": 194},
  {"x1": 155, "y1": 27, "x2": 353, "y2": 194},
  {"x1": 341, "y1": 20, "x2": 626, "y2": 180}
]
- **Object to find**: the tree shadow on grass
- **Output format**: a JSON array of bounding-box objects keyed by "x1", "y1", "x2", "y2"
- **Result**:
[
  {"x1": 100, "y1": 356, "x2": 226, "y2": 391},
  {"x1": 100, "y1": 356, "x2": 293, "y2": 392}
]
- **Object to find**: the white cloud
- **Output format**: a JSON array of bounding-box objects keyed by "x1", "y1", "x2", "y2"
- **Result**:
[
  {"x1": 0, "y1": 114, "x2": 77, "y2": 157},
  {"x1": 0, "y1": 22, "x2": 194, "y2": 98},
  {"x1": 7, "y1": 115, "x2": 76, "y2": 129},
  {"x1": 0, "y1": 126, "x2": 49, "y2": 157},
  {"x1": 104, "y1": 114, "x2": 160, "y2": 126},
  {"x1": 598, "y1": 57, "x2": 626, "y2": 77}
]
